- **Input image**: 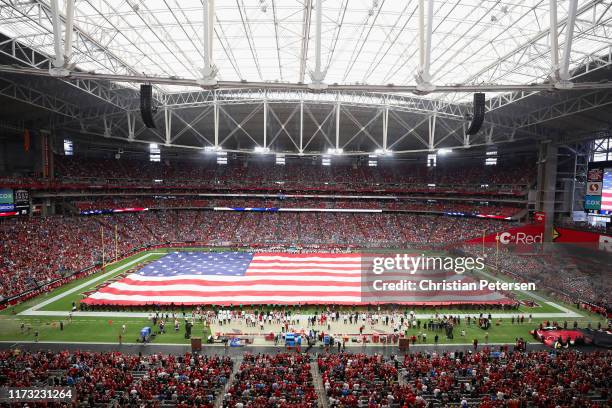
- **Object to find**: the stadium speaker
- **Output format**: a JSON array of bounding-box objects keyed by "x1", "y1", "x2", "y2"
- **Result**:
[
  {"x1": 140, "y1": 84, "x2": 157, "y2": 128},
  {"x1": 466, "y1": 93, "x2": 485, "y2": 135}
]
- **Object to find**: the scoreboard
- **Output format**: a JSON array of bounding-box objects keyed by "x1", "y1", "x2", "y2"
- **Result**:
[
  {"x1": 586, "y1": 161, "x2": 612, "y2": 215},
  {"x1": 0, "y1": 188, "x2": 29, "y2": 216}
]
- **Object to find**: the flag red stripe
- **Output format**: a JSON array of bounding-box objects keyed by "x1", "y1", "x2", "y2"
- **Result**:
[
  {"x1": 95, "y1": 287, "x2": 498, "y2": 297},
  {"x1": 115, "y1": 278, "x2": 361, "y2": 287},
  {"x1": 96, "y1": 287, "x2": 364, "y2": 297},
  {"x1": 82, "y1": 299, "x2": 514, "y2": 306},
  {"x1": 253, "y1": 252, "x2": 362, "y2": 258}
]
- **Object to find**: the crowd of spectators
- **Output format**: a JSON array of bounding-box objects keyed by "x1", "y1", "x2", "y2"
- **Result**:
[
  {"x1": 319, "y1": 350, "x2": 611, "y2": 407},
  {"x1": 0, "y1": 348, "x2": 609, "y2": 407},
  {"x1": 0, "y1": 155, "x2": 532, "y2": 195},
  {"x1": 223, "y1": 352, "x2": 317, "y2": 408},
  {"x1": 0, "y1": 350, "x2": 233, "y2": 406},
  {"x1": 71, "y1": 197, "x2": 520, "y2": 217},
  {"x1": 19, "y1": 201, "x2": 610, "y2": 310},
  {"x1": 462, "y1": 245, "x2": 612, "y2": 307},
  {"x1": 556, "y1": 219, "x2": 612, "y2": 235},
  {"x1": 0, "y1": 211, "x2": 513, "y2": 300},
  {"x1": 400, "y1": 349, "x2": 611, "y2": 407},
  {"x1": 318, "y1": 352, "x2": 406, "y2": 407}
]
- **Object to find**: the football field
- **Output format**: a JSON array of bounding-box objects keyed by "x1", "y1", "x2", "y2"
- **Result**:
[{"x1": 0, "y1": 247, "x2": 606, "y2": 347}]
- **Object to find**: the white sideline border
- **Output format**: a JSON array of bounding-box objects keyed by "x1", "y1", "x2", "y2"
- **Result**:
[
  {"x1": 19, "y1": 251, "x2": 583, "y2": 320},
  {"x1": 20, "y1": 252, "x2": 165, "y2": 315},
  {"x1": 476, "y1": 267, "x2": 582, "y2": 318}
]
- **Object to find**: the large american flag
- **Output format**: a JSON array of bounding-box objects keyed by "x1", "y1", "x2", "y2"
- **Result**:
[{"x1": 82, "y1": 251, "x2": 511, "y2": 306}]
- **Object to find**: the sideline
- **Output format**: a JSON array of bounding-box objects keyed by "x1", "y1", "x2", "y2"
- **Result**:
[
  {"x1": 0, "y1": 340, "x2": 541, "y2": 347},
  {"x1": 20, "y1": 252, "x2": 165, "y2": 315},
  {"x1": 19, "y1": 310, "x2": 584, "y2": 319},
  {"x1": 475, "y1": 268, "x2": 582, "y2": 318}
]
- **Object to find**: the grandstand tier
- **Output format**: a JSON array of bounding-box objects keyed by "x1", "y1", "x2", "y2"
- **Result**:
[{"x1": 0, "y1": 1, "x2": 611, "y2": 404}]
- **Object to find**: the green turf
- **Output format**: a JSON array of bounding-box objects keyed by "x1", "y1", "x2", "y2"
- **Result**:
[
  {"x1": 0, "y1": 314, "x2": 603, "y2": 346},
  {"x1": 0, "y1": 315, "x2": 211, "y2": 344},
  {"x1": 39, "y1": 252, "x2": 166, "y2": 312},
  {"x1": 0, "y1": 252, "x2": 165, "y2": 315},
  {"x1": 0, "y1": 247, "x2": 606, "y2": 346}
]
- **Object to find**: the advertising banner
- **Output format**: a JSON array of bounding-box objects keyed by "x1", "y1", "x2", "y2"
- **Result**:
[
  {"x1": 586, "y1": 181, "x2": 603, "y2": 195},
  {"x1": 466, "y1": 224, "x2": 612, "y2": 252},
  {"x1": 584, "y1": 195, "x2": 602, "y2": 210},
  {"x1": 465, "y1": 224, "x2": 544, "y2": 244}
]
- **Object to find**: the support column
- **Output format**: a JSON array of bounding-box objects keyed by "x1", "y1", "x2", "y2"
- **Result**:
[
  {"x1": 536, "y1": 142, "x2": 558, "y2": 242},
  {"x1": 560, "y1": 0, "x2": 578, "y2": 81},
  {"x1": 416, "y1": 0, "x2": 435, "y2": 92},
  {"x1": 308, "y1": 0, "x2": 327, "y2": 89},
  {"x1": 263, "y1": 96, "x2": 268, "y2": 148},
  {"x1": 555, "y1": 0, "x2": 578, "y2": 89},
  {"x1": 198, "y1": 0, "x2": 217, "y2": 85},
  {"x1": 335, "y1": 101, "x2": 340, "y2": 149},
  {"x1": 164, "y1": 108, "x2": 172, "y2": 146},
  {"x1": 382, "y1": 104, "x2": 388, "y2": 151},
  {"x1": 549, "y1": 0, "x2": 559, "y2": 79},
  {"x1": 463, "y1": 128, "x2": 470, "y2": 147},
  {"x1": 214, "y1": 91, "x2": 219, "y2": 147},
  {"x1": 50, "y1": 0, "x2": 64, "y2": 68},
  {"x1": 64, "y1": 0, "x2": 75, "y2": 62},
  {"x1": 299, "y1": 99, "x2": 304, "y2": 153},
  {"x1": 127, "y1": 111, "x2": 136, "y2": 140},
  {"x1": 428, "y1": 113, "x2": 436, "y2": 150}
]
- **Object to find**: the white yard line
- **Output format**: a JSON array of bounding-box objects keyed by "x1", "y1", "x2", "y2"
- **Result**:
[{"x1": 20, "y1": 252, "x2": 165, "y2": 315}]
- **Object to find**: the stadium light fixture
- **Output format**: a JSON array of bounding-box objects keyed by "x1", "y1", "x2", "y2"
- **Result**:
[
  {"x1": 327, "y1": 148, "x2": 343, "y2": 155},
  {"x1": 427, "y1": 153, "x2": 436, "y2": 167},
  {"x1": 485, "y1": 149, "x2": 498, "y2": 166},
  {"x1": 368, "y1": 153, "x2": 378, "y2": 167},
  {"x1": 374, "y1": 148, "x2": 392, "y2": 156},
  {"x1": 217, "y1": 151, "x2": 227, "y2": 165},
  {"x1": 149, "y1": 143, "x2": 161, "y2": 162},
  {"x1": 204, "y1": 145, "x2": 222, "y2": 153},
  {"x1": 437, "y1": 148, "x2": 452, "y2": 155},
  {"x1": 254, "y1": 146, "x2": 271, "y2": 154},
  {"x1": 63, "y1": 139, "x2": 73, "y2": 156}
]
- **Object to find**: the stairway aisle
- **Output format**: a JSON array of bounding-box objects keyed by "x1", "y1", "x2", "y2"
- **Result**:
[
  {"x1": 310, "y1": 356, "x2": 329, "y2": 408},
  {"x1": 214, "y1": 354, "x2": 243, "y2": 408}
]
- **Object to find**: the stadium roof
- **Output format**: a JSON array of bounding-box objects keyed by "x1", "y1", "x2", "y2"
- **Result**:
[{"x1": 0, "y1": 0, "x2": 611, "y2": 154}]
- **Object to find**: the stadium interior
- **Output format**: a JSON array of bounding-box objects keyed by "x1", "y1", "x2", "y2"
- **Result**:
[{"x1": 0, "y1": 0, "x2": 611, "y2": 407}]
